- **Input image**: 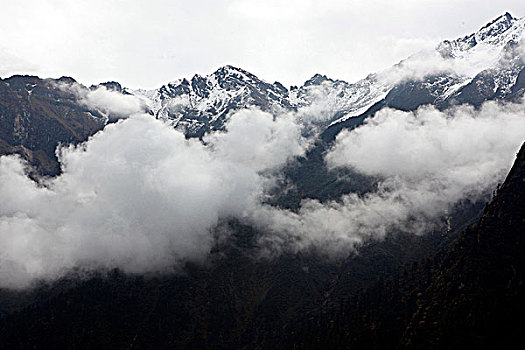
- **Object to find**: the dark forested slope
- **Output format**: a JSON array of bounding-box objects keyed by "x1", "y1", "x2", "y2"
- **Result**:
[{"x1": 287, "y1": 142, "x2": 525, "y2": 349}]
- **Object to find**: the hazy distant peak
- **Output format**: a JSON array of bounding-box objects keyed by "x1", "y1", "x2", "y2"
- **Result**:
[
  {"x1": 437, "y1": 12, "x2": 524, "y2": 57},
  {"x1": 304, "y1": 73, "x2": 333, "y2": 86}
]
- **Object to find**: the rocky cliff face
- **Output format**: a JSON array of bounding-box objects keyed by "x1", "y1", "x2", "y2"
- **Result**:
[{"x1": 0, "y1": 75, "x2": 105, "y2": 175}]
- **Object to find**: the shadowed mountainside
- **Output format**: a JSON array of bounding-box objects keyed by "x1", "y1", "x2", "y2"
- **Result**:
[
  {"x1": 286, "y1": 142, "x2": 525, "y2": 349},
  {"x1": 0, "y1": 75, "x2": 105, "y2": 175}
]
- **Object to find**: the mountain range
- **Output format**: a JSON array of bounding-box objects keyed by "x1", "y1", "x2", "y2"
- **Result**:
[
  {"x1": 130, "y1": 11, "x2": 525, "y2": 134},
  {"x1": 0, "y1": 12, "x2": 524, "y2": 349},
  {"x1": 2, "y1": 12, "x2": 524, "y2": 177}
]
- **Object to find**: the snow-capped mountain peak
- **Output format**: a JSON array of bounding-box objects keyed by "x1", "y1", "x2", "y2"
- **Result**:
[
  {"x1": 132, "y1": 65, "x2": 293, "y2": 136},
  {"x1": 476, "y1": 12, "x2": 518, "y2": 42},
  {"x1": 437, "y1": 12, "x2": 524, "y2": 59},
  {"x1": 131, "y1": 13, "x2": 525, "y2": 134}
]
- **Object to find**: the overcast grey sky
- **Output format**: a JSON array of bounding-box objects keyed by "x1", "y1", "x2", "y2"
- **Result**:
[{"x1": 1, "y1": 0, "x2": 525, "y2": 89}]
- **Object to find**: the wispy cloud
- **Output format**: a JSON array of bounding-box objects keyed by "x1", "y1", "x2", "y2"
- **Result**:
[{"x1": 58, "y1": 82, "x2": 148, "y2": 121}]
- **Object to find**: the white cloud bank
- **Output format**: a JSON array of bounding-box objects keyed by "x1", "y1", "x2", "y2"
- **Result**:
[
  {"x1": 1, "y1": 98, "x2": 524, "y2": 289},
  {"x1": 250, "y1": 100, "x2": 525, "y2": 256},
  {"x1": 58, "y1": 82, "x2": 148, "y2": 120},
  {"x1": 0, "y1": 110, "x2": 306, "y2": 289}
]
